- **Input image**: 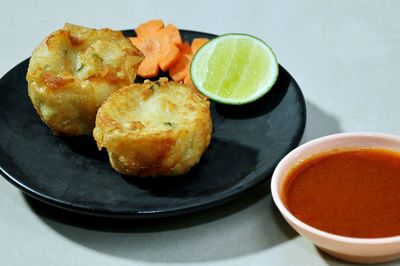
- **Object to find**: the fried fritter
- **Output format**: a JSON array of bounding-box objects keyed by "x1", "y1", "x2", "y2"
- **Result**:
[
  {"x1": 26, "y1": 23, "x2": 143, "y2": 135},
  {"x1": 93, "y1": 78, "x2": 212, "y2": 177}
]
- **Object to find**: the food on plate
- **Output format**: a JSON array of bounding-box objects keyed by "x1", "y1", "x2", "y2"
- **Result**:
[
  {"x1": 93, "y1": 78, "x2": 212, "y2": 177},
  {"x1": 191, "y1": 33, "x2": 279, "y2": 105},
  {"x1": 283, "y1": 148, "x2": 400, "y2": 238},
  {"x1": 129, "y1": 19, "x2": 182, "y2": 78},
  {"x1": 26, "y1": 23, "x2": 143, "y2": 135},
  {"x1": 128, "y1": 19, "x2": 209, "y2": 83},
  {"x1": 169, "y1": 38, "x2": 209, "y2": 85}
]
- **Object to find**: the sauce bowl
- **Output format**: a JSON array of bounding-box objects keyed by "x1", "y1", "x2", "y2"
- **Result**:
[{"x1": 271, "y1": 132, "x2": 400, "y2": 264}]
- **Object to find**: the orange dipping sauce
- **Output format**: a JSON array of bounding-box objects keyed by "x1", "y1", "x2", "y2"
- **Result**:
[{"x1": 283, "y1": 148, "x2": 400, "y2": 238}]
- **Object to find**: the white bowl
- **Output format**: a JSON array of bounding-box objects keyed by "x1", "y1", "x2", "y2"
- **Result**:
[{"x1": 271, "y1": 132, "x2": 400, "y2": 264}]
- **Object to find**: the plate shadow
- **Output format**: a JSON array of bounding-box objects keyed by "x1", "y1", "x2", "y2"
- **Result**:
[{"x1": 25, "y1": 183, "x2": 298, "y2": 263}]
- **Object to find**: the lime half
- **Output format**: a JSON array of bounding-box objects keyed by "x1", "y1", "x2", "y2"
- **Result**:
[{"x1": 190, "y1": 34, "x2": 279, "y2": 105}]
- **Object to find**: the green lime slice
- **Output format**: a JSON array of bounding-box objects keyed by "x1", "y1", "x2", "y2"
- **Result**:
[{"x1": 190, "y1": 34, "x2": 279, "y2": 105}]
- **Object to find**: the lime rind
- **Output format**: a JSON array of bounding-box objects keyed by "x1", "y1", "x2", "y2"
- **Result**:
[{"x1": 191, "y1": 33, "x2": 279, "y2": 105}]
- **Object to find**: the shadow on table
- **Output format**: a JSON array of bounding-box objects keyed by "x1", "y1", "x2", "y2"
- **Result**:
[
  {"x1": 301, "y1": 100, "x2": 343, "y2": 143},
  {"x1": 25, "y1": 183, "x2": 298, "y2": 263},
  {"x1": 24, "y1": 100, "x2": 343, "y2": 263}
]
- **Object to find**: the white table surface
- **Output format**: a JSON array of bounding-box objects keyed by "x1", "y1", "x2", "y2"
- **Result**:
[{"x1": 2, "y1": 0, "x2": 400, "y2": 265}]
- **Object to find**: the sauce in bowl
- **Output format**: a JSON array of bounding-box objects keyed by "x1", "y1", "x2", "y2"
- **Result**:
[{"x1": 282, "y1": 148, "x2": 400, "y2": 238}]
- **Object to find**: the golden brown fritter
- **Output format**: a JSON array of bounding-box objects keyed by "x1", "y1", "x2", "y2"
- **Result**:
[
  {"x1": 26, "y1": 23, "x2": 143, "y2": 135},
  {"x1": 93, "y1": 78, "x2": 212, "y2": 177}
]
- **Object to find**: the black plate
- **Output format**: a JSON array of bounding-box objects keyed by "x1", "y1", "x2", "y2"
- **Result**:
[{"x1": 0, "y1": 30, "x2": 306, "y2": 218}]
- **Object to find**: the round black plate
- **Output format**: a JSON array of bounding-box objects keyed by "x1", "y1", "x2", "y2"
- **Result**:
[{"x1": 0, "y1": 30, "x2": 306, "y2": 218}]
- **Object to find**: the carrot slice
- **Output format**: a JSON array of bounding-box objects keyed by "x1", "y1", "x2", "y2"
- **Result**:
[
  {"x1": 179, "y1": 41, "x2": 193, "y2": 54},
  {"x1": 191, "y1": 38, "x2": 209, "y2": 53},
  {"x1": 129, "y1": 36, "x2": 161, "y2": 77},
  {"x1": 130, "y1": 20, "x2": 183, "y2": 78},
  {"x1": 183, "y1": 75, "x2": 193, "y2": 85},
  {"x1": 169, "y1": 42, "x2": 192, "y2": 82},
  {"x1": 158, "y1": 44, "x2": 180, "y2": 72},
  {"x1": 159, "y1": 24, "x2": 182, "y2": 45},
  {"x1": 169, "y1": 38, "x2": 209, "y2": 84},
  {"x1": 135, "y1": 19, "x2": 164, "y2": 38},
  {"x1": 138, "y1": 56, "x2": 159, "y2": 78}
]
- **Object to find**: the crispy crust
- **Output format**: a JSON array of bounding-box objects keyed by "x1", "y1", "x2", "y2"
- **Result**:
[
  {"x1": 93, "y1": 78, "x2": 213, "y2": 177},
  {"x1": 26, "y1": 23, "x2": 144, "y2": 135}
]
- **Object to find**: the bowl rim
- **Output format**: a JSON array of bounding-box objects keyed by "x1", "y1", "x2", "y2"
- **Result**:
[{"x1": 271, "y1": 132, "x2": 400, "y2": 245}]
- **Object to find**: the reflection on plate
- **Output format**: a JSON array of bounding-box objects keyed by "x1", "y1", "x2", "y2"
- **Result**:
[{"x1": 0, "y1": 30, "x2": 306, "y2": 218}]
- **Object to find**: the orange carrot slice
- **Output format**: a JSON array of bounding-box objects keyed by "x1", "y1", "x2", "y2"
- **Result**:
[
  {"x1": 158, "y1": 43, "x2": 180, "y2": 72},
  {"x1": 159, "y1": 24, "x2": 182, "y2": 46},
  {"x1": 191, "y1": 38, "x2": 209, "y2": 53},
  {"x1": 183, "y1": 75, "x2": 193, "y2": 85},
  {"x1": 129, "y1": 20, "x2": 182, "y2": 78},
  {"x1": 169, "y1": 38, "x2": 209, "y2": 84},
  {"x1": 169, "y1": 42, "x2": 192, "y2": 82},
  {"x1": 135, "y1": 19, "x2": 164, "y2": 37}
]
